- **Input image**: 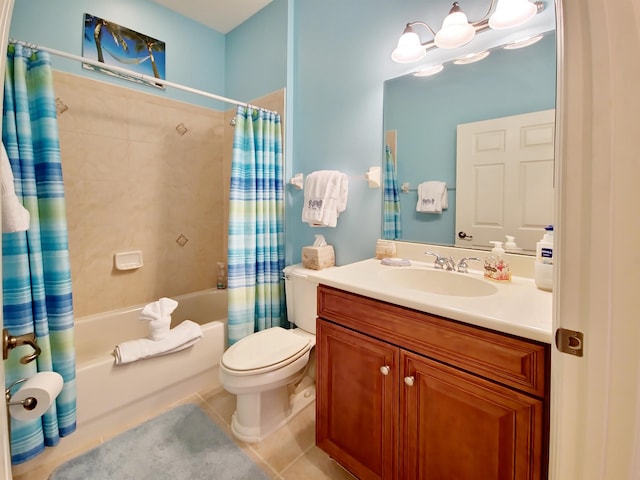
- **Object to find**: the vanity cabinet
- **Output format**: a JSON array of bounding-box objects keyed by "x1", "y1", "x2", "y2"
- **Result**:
[{"x1": 316, "y1": 285, "x2": 550, "y2": 480}]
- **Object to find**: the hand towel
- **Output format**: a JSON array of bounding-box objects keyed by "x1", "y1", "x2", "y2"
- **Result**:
[
  {"x1": 139, "y1": 297, "x2": 179, "y2": 341},
  {"x1": 113, "y1": 320, "x2": 203, "y2": 365},
  {"x1": 301, "y1": 170, "x2": 349, "y2": 227},
  {"x1": 0, "y1": 143, "x2": 30, "y2": 233},
  {"x1": 416, "y1": 181, "x2": 448, "y2": 214}
]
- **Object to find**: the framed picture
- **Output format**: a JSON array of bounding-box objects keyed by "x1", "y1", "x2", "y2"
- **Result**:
[{"x1": 82, "y1": 13, "x2": 166, "y2": 89}]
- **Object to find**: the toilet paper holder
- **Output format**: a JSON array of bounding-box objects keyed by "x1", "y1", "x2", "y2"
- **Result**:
[
  {"x1": 5, "y1": 377, "x2": 38, "y2": 447},
  {"x1": 2, "y1": 329, "x2": 41, "y2": 364},
  {"x1": 5, "y1": 378, "x2": 38, "y2": 411}
]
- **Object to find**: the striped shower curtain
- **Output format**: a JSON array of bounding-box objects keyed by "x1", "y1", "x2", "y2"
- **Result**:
[
  {"x1": 2, "y1": 44, "x2": 76, "y2": 464},
  {"x1": 383, "y1": 145, "x2": 402, "y2": 239},
  {"x1": 227, "y1": 106, "x2": 285, "y2": 345}
]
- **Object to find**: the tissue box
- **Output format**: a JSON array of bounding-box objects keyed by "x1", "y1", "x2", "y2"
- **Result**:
[{"x1": 302, "y1": 245, "x2": 335, "y2": 270}]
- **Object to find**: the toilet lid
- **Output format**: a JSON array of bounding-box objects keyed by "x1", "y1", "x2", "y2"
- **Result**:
[{"x1": 222, "y1": 327, "x2": 311, "y2": 372}]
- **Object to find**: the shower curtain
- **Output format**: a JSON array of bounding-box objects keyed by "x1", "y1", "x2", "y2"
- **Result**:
[
  {"x1": 2, "y1": 44, "x2": 76, "y2": 464},
  {"x1": 383, "y1": 145, "x2": 402, "y2": 239},
  {"x1": 227, "y1": 106, "x2": 285, "y2": 345}
]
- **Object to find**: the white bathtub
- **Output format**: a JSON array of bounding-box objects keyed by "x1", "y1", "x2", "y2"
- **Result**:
[{"x1": 26, "y1": 289, "x2": 227, "y2": 470}]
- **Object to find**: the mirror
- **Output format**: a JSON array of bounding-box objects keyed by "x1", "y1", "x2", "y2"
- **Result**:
[{"x1": 383, "y1": 16, "x2": 556, "y2": 254}]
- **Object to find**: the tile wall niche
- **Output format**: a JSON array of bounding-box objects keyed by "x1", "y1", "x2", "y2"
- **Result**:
[{"x1": 54, "y1": 70, "x2": 284, "y2": 317}]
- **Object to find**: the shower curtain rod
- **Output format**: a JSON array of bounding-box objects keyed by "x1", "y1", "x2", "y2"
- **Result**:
[{"x1": 8, "y1": 39, "x2": 277, "y2": 115}]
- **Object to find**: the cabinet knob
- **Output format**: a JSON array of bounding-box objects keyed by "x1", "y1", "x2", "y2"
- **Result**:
[
  {"x1": 404, "y1": 376, "x2": 415, "y2": 387},
  {"x1": 380, "y1": 365, "x2": 390, "y2": 376}
]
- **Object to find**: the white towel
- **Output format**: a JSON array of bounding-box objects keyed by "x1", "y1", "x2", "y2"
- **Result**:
[
  {"x1": 113, "y1": 320, "x2": 203, "y2": 365},
  {"x1": 0, "y1": 143, "x2": 30, "y2": 233},
  {"x1": 301, "y1": 170, "x2": 349, "y2": 227},
  {"x1": 416, "y1": 181, "x2": 448, "y2": 214},
  {"x1": 139, "y1": 297, "x2": 179, "y2": 341}
]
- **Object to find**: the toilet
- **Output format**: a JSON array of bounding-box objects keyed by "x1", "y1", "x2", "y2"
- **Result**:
[{"x1": 219, "y1": 264, "x2": 319, "y2": 443}]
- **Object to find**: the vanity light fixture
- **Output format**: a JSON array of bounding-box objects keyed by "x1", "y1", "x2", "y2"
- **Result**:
[
  {"x1": 453, "y1": 50, "x2": 490, "y2": 64},
  {"x1": 391, "y1": 0, "x2": 543, "y2": 64},
  {"x1": 503, "y1": 33, "x2": 544, "y2": 49},
  {"x1": 413, "y1": 64, "x2": 445, "y2": 77}
]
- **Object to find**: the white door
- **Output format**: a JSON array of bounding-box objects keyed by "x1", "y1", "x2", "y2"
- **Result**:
[
  {"x1": 455, "y1": 109, "x2": 555, "y2": 253},
  {"x1": 0, "y1": 0, "x2": 15, "y2": 478}
]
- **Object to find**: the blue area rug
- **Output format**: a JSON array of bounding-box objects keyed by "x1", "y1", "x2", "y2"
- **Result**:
[{"x1": 49, "y1": 403, "x2": 270, "y2": 480}]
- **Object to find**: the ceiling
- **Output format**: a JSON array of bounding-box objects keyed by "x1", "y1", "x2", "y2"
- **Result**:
[{"x1": 149, "y1": 0, "x2": 273, "y2": 34}]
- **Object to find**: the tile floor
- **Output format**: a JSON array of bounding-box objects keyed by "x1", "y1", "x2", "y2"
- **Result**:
[{"x1": 12, "y1": 387, "x2": 356, "y2": 480}]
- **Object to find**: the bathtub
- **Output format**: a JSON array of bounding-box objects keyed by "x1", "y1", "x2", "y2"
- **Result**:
[{"x1": 65, "y1": 289, "x2": 225, "y2": 460}]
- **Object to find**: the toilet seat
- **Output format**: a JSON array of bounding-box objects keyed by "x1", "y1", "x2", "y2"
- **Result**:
[{"x1": 221, "y1": 327, "x2": 312, "y2": 376}]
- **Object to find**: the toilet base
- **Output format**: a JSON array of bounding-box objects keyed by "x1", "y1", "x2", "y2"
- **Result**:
[{"x1": 230, "y1": 378, "x2": 316, "y2": 443}]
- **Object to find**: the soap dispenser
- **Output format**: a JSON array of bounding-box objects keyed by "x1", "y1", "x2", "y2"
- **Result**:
[
  {"x1": 534, "y1": 225, "x2": 554, "y2": 291},
  {"x1": 216, "y1": 262, "x2": 226, "y2": 289},
  {"x1": 484, "y1": 241, "x2": 511, "y2": 281},
  {"x1": 504, "y1": 235, "x2": 522, "y2": 253}
]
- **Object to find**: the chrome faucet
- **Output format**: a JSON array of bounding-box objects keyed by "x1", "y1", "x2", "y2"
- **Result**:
[
  {"x1": 425, "y1": 252, "x2": 479, "y2": 273},
  {"x1": 456, "y1": 257, "x2": 480, "y2": 273},
  {"x1": 425, "y1": 252, "x2": 455, "y2": 271},
  {"x1": 425, "y1": 251, "x2": 446, "y2": 269}
]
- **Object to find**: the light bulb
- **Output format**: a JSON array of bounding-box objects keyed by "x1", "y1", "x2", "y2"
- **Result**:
[
  {"x1": 391, "y1": 31, "x2": 426, "y2": 63},
  {"x1": 413, "y1": 64, "x2": 444, "y2": 77},
  {"x1": 434, "y1": 11, "x2": 476, "y2": 49},
  {"x1": 489, "y1": 0, "x2": 537, "y2": 30}
]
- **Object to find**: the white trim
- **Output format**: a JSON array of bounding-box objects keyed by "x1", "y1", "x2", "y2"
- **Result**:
[
  {"x1": 551, "y1": 0, "x2": 640, "y2": 478},
  {"x1": 0, "y1": 1, "x2": 15, "y2": 477}
]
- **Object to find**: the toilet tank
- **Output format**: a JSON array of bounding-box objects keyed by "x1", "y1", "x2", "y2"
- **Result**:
[{"x1": 283, "y1": 264, "x2": 319, "y2": 334}]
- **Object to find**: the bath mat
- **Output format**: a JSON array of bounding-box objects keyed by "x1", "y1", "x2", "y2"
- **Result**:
[{"x1": 48, "y1": 403, "x2": 270, "y2": 480}]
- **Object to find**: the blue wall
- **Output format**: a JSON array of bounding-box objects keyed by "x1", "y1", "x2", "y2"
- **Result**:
[
  {"x1": 287, "y1": 0, "x2": 555, "y2": 265},
  {"x1": 9, "y1": 0, "x2": 288, "y2": 108},
  {"x1": 10, "y1": 0, "x2": 227, "y2": 109},
  {"x1": 225, "y1": 0, "x2": 288, "y2": 103},
  {"x1": 288, "y1": 0, "x2": 411, "y2": 265},
  {"x1": 9, "y1": 0, "x2": 556, "y2": 267}
]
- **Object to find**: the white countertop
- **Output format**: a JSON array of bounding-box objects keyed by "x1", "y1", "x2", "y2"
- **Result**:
[{"x1": 303, "y1": 258, "x2": 553, "y2": 344}]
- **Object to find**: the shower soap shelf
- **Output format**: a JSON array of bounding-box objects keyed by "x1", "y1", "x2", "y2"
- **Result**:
[{"x1": 114, "y1": 251, "x2": 143, "y2": 270}]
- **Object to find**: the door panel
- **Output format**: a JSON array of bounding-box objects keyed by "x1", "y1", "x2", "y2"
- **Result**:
[
  {"x1": 401, "y1": 351, "x2": 543, "y2": 480},
  {"x1": 456, "y1": 109, "x2": 555, "y2": 252},
  {"x1": 316, "y1": 319, "x2": 399, "y2": 480}
]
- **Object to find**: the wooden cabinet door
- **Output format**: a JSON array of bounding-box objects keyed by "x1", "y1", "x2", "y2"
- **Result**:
[
  {"x1": 401, "y1": 351, "x2": 544, "y2": 480},
  {"x1": 316, "y1": 319, "x2": 399, "y2": 480}
]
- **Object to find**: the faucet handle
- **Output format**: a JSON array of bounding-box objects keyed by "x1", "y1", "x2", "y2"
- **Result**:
[
  {"x1": 424, "y1": 251, "x2": 447, "y2": 269},
  {"x1": 457, "y1": 257, "x2": 480, "y2": 273}
]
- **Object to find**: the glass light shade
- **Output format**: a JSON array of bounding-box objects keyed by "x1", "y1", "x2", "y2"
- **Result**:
[
  {"x1": 453, "y1": 50, "x2": 490, "y2": 64},
  {"x1": 503, "y1": 34, "x2": 543, "y2": 49},
  {"x1": 489, "y1": 0, "x2": 537, "y2": 30},
  {"x1": 434, "y1": 11, "x2": 476, "y2": 49},
  {"x1": 391, "y1": 31, "x2": 426, "y2": 63},
  {"x1": 413, "y1": 64, "x2": 444, "y2": 77}
]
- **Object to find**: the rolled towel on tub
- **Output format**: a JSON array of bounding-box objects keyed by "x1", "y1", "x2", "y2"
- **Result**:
[
  {"x1": 113, "y1": 320, "x2": 203, "y2": 365},
  {"x1": 139, "y1": 297, "x2": 179, "y2": 341}
]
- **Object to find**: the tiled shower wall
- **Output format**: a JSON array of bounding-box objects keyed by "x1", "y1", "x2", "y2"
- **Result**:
[{"x1": 54, "y1": 71, "x2": 284, "y2": 317}]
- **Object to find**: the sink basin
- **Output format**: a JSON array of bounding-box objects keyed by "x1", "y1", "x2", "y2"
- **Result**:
[{"x1": 378, "y1": 268, "x2": 498, "y2": 297}]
